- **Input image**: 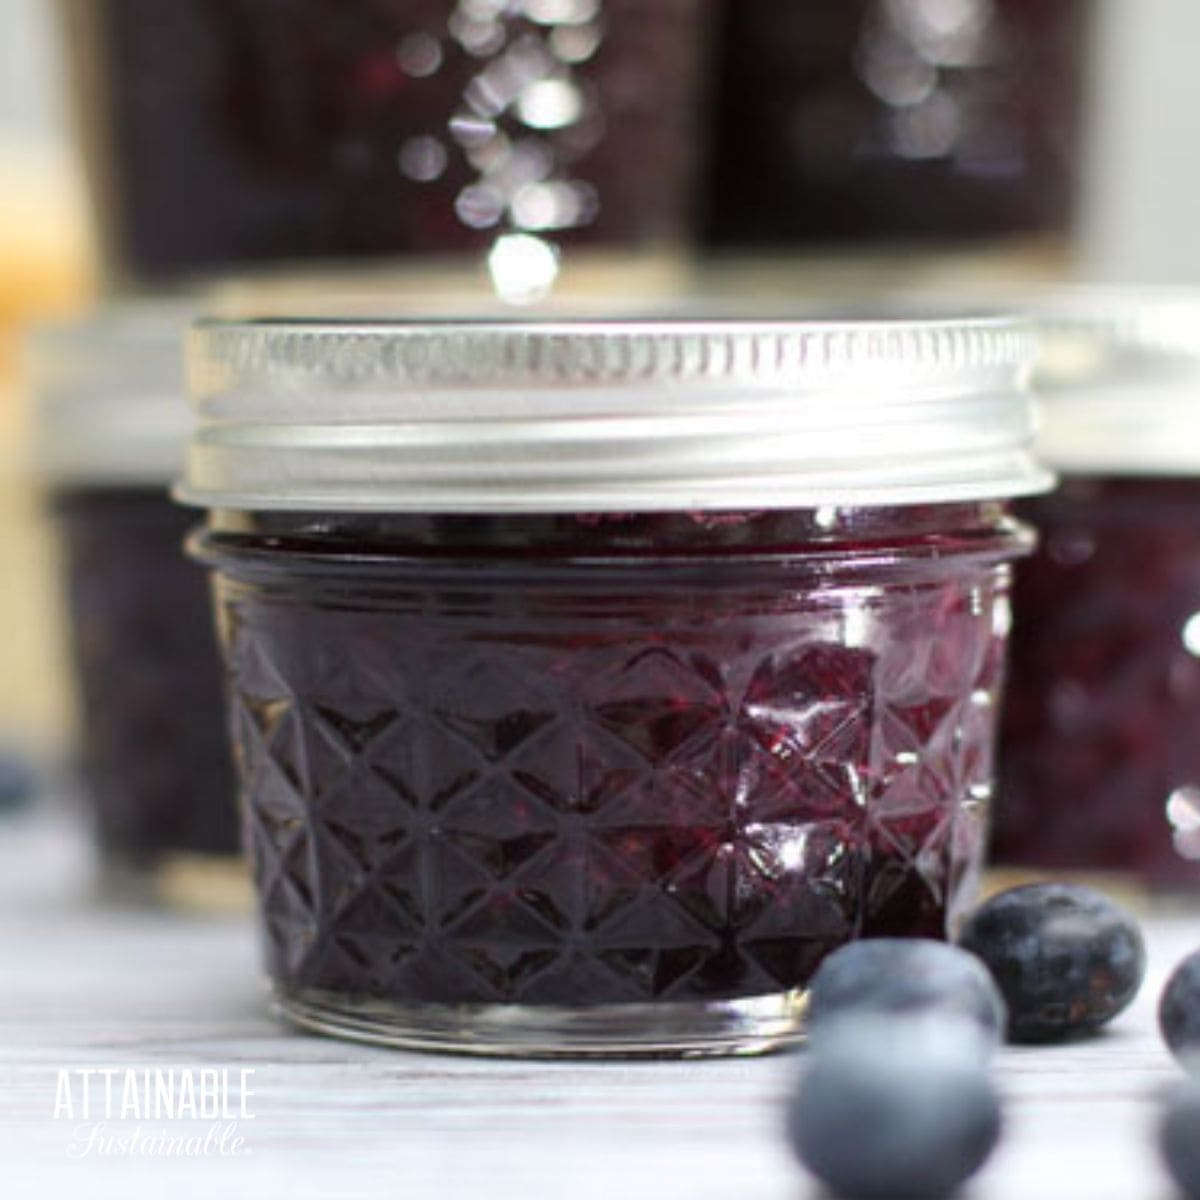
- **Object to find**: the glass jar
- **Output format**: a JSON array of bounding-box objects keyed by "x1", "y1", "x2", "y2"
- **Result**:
[
  {"x1": 705, "y1": 0, "x2": 1090, "y2": 248},
  {"x1": 56, "y1": 0, "x2": 707, "y2": 289},
  {"x1": 995, "y1": 293, "x2": 1200, "y2": 888},
  {"x1": 180, "y1": 316, "x2": 1046, "y2": 1056},
  {"x1": 29, "y1": 311, "x2": 243, "y2": 905}
]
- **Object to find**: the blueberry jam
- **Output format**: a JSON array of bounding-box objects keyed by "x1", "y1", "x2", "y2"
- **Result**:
[
  {"x1": 996, "y1": 478, "x2": 1200, "y2": 886},
  {"x1": 56, "y1": 489, "x2": 239, "y2": 871},
  {"x1": 198, "y1": 503, "x2": 1022, "y2": 1022},
  {"x1": 705, "y1": 0, "x2": 1089, "y2": 248},
  {"x1": 64, "y1": 0, "x2": 703, "y2": 282}
]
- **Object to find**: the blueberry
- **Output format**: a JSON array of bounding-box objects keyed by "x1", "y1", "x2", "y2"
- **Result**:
[
  {"x1": 806, "y1": 938, "x2": 1007, "y2": 1052},
  {"x1": 1160, "y1": 951, "x2": 1200, "y2": 1065},
  {"x1": 1162, "y1": 1079, "x2": 1200, "y2": 1198},
  {"x1": 787, "y1": 1013, "x2": 1002, "y2": 1200},
  {"x1": 958, "y1": 883, "x2": 1145, "y2": 1043}
]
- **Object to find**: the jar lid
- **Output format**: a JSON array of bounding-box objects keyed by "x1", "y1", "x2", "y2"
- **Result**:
[
  {"x1": 179, "y1": 316, "x2": 1049, "y2": 513},
  {"x1": 1032, "y1": 288, "x2": 1200, "y2": 475},
  {"x1": 27, "y1": 306, "x2": 191, "y2": 486}
]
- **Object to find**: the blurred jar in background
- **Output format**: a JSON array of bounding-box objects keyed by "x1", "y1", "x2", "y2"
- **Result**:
[
  {"x1": 995, "y1": 293, "x2": 1200, "y2": 889},
  {"x1": 28, "y1": 310, "x2": 244, "y2": 907},
  {"x1": 55, "y1": 0, "x2": 707, "y2": 296},
  {"x1": 705, "y1": 0, "x2": 1090, "y2": 249}
]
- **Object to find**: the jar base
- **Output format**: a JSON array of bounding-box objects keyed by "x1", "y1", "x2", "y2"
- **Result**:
[{"x1": 272, "y1": 984, "x2": 808, "y2": 1059}]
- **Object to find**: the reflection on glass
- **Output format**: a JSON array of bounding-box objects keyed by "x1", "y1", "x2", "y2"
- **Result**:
[
  {"x1": 59, "y1": 0, "x2": 703, "y2": 283},
  {"x1": 706, "y1": 0, "x2": 1090, "y2": 246}
]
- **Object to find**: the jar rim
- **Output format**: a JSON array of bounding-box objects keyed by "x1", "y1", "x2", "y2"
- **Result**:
[
  {"x1": 27, "y1": 304, "x2": 194, "y2": 486},
  {"x1": 180, "y1": 314, "x2": 1051, "y2": 513},
  {"x1": 1031, "y1": 287, "x2": 1200, "y2": 476}
]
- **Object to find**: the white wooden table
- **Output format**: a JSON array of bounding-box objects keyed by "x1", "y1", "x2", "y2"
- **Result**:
[{"x1": 0, "y1": 805, "x2": 1193, "y2": 1200}]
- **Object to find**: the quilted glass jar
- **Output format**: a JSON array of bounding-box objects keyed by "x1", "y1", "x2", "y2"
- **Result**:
[
  {"x1": 180, "y1": 316, "x2": 1046, "y2": 1056},
  {"x1": 56, "y1": 0, "x2": 706, "y2": 288},
  {"x1": 29, "y1": 312, "x2": 242, "y2": 904},
  {"x1": 705, "y1": 0, "x2": 1090, "y2": 248},
  {"x1": 995, "y1": 293, "x2": 1200, "y2": 887}
]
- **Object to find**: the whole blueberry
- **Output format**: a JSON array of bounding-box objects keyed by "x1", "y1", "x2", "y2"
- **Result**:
[
  {"x1": 958, "y1": 883, "x2": 1145, "y2": 1043},
  {"x1": 806, "y1": 938, "x2": 1007, "y2": 1052},
  {"x1": 788, "y1": 1014, "x2": 1002, "y2": 1200},
  {"x1": 1160, "y1": 951, "x2": 1200, "y2": 1065},
  {"x1": 1161, "y1": 1079, "x2": 1200, "y2": 1198}
]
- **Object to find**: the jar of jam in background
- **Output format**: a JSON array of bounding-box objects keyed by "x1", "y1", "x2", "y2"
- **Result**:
[
  {"x1": 704, "y1": 0, "x2": 1091, "y2": 249},
  {"x1": 28, "y1": 311, "x2": 243, "y2": 906},
  {"x1": 994, "y1": 292, "x2": 1200, "y2": 888},
  {"x1": 55, "y1": 0, "x2": 708, "y2": 290},
  {"x1": 179, "y1": 315, "x2": 1047, "y2": 1056}
]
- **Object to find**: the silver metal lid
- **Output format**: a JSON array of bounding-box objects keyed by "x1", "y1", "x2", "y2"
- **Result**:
[
  {"x1": 27, "y1": 306, "x2": 191, "y2": 486},
  {"x1": 180, "y1": 316, "x2": 1049, "y2": 513},
  {"x1": 1033, "y1": 288, "x2": 1200, "y2": 475}
]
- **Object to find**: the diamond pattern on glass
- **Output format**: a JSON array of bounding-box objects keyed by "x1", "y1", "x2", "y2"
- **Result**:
[{"x1": 222, "y1": 568, "x2": 1002, "y2": 1006}]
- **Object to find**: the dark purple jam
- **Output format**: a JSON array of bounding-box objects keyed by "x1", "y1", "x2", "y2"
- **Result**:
[
  {"x1": 996, "y1": 478, "x2": 1200, "y2": 887},
  {"x1": 705, "y1": 0, "x2": 1089, "y2": 247},
  {"x1": 199, "y1": 504, "x2": 1021, "y2": 1008},
  {"x1": 64, "y1": 0, "x2": 703, "y2": 283},
  {"x1": 56, "y1": 488, "x2": 239, "y2": 869}
]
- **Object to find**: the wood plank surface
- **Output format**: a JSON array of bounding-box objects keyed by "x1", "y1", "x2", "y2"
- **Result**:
[{"x1": 0, "y1": 805, "x2": 1193, "y2": 1200}]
